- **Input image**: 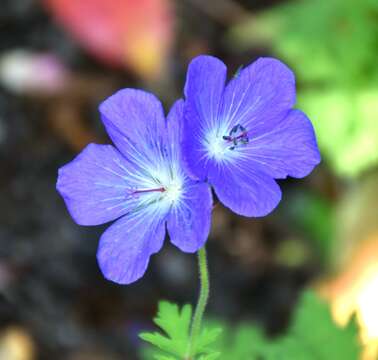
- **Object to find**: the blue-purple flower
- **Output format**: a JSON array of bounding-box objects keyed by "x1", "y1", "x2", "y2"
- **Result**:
[
  {"x1": 56, "y1": 89, "x2": 212, "y2": 284},
  {"x1": 182, "y1": 55, "x2": 321, "y2": 217}
]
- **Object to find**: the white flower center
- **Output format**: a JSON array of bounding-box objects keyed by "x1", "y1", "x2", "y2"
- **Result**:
[
  {"x1": 207, "y1": 137, "x2": 226, "y2": 160},
  {"x1": 205, "y1": 126, "x2": 228, "y2": 160},
  {"x1": 204, "y1": 123, "x2": 250, "y2": 162},
  {"x1": 164, "y1": 180, "x2": 183, "y2": 202}
]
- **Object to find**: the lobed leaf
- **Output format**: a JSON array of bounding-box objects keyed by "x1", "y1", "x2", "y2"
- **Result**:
[{"x1": 140, "y1": 301, "x2": 221, "y2": 359}]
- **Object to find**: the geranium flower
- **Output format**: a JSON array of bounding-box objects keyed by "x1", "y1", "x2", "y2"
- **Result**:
[
  {"x1": 182, "y1": 55, "x2": 321, "y2": 217},
  {"x1": 57, "y1": 90, "x2": 212, "y2": 284}
]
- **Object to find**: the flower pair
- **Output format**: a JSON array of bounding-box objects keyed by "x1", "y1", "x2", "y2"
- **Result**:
[{"x1": 57, "y1": 55, "x2": 320, "y2": 284}]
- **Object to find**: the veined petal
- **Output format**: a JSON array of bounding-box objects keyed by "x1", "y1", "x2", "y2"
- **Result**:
[
  {"x1": 220, "y1": 57, "x2": 295, "y2": 136},
  {"x1": 56, "y1": 143, "x2": 131, "y2": 225},
  {"x1": 100, "y1": 88, "x2": 181, "y2": 200},
  {"x1": 184, "y1": 55, "x2": 227, "y2": 129},
  {"x1": 165, "y1": 99, "x2": 213, "y2": 252},
  {"x1": 209, "y1": 163, "x2": 282, "y2": 217},
  {"x1": 99, "y1": 88, "x2": 166, "y2": 160},
  {"x1": 166, "y1": 99, "x2": 184, "y2": 162},
  {"x1": 167, "y1": 181, "x2": 212, "y2": 253},
  {"x1": 97, "y1": 207, "x2": 166, "y2": 284},
  {"x1": 182, "y1": 55, "x2": 227, "y2": 180},
  {"x1": 241, "y1": 109, "x2": 321, "y2": 179}
]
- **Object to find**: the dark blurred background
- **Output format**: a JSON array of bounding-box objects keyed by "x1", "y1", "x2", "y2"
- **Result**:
[{"x1": 0, "y1": 0, "x2": 377, "y2": 359}]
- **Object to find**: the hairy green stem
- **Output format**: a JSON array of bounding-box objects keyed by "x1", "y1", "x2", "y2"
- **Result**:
[{"x1": 186, "y1": 246, "x2": 210, "y2": 359}]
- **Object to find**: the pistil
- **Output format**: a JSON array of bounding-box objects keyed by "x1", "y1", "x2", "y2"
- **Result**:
[{"x1": 132, "y1": 187, "x2": 166, "y2": 195}]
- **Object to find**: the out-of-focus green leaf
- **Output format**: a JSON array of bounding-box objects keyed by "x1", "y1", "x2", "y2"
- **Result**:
[
  {"x1": 227, "y1": 12, "x2": 284, "y2": 50},
  {"x1": 154, "y1": 355, "x2": 176, "y2": 360},
  {"x1": 214, "y1": 324, "x2": 269, "y2": 359},
  {"x1": 282, "y1": 291, "x2": 360, "y2": 360},
  {"x1": 283, "y1": 192, "x2": 334, "y2": 264},
  {"x1": 300, "y1": 88, "x2": 378, "y2": 177},
  {"x1": 198, "y1": 353, "x2": 221, "y2": 360},
  {"x1": 229, "y1": 0, "x2": 378, "y2": 86},
  {"x1": 209, "y1": 291, "x2": 361, "y2": 359}
]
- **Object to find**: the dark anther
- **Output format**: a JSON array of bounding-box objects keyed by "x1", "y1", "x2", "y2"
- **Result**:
[{"x1": 223, "y1": 124, "x2": 249, "y2": 150}]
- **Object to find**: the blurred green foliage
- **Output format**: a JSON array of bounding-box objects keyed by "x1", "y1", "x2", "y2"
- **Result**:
[
  {"x1": 283, "y1": 191, "x2": 334, "y2": 265},
  {"x1": 300, "y1": 88, "x2": 378, "y2": 178},
  {"x1": 228, "y1": 0, "x2": 378, "y2": 177},
  {"x1": 140, "y1": 291, "x2": 361, "y2": 359},
  {"x1": 213, "y1": 291, "x2": 361, "y2": 359}
]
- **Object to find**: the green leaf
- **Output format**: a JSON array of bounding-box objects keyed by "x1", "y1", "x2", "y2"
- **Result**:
[
  {"x1": 198, "y1": 353, "x2": 221, "y2": 360},
  {"x1": 283, "y1": 291, "x2": 361, "y2": 360},
  {"x1": 139, "y1": 301, "x2": 192, "y2": 357},
  {"x1": 153, "y1": 355, "x2": 176, "y2": 360},
  {"x1": 207, "y1": 320, "x2": 271, "y2": 359},
  {"x1": 140, "y1": 301, "x2": 221, "y2": 359},
  {"x1": 265, "y1": 336, "x2": 312, "y2": 360},
  {"x1": 140, "y1": 292, "x2": 362, "y2": 359},
  {"x1": 300, "y1": 88, "x2": 378, "y2": 177},
  {"x1": 209, "y1": 290, "x2": 362, "y2": 360},
  {"x1": 196, "y1": 327, "x2": 223, "y2": 354}
]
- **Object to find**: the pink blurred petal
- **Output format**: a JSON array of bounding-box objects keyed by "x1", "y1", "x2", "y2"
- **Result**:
[{"x1": 44, "y1": 0, "x2": 175, "y2": 79}]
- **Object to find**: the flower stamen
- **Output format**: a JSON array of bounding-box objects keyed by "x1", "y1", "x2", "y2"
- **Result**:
[
  {"x1": 132, "y1": 187, "x2": 166, "y2": 195},
  {"x1": 222, "y1": 124, "x2": 249, "y2": 150}
]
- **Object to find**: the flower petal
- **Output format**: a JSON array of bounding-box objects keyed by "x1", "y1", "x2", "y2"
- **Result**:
[
  {"x1": 243, "y1": 109, "x2": 321, "y2": 179},
  {"x1": 167, "y1": 182, "x2": 213, "y2": 253},
  {"x1": 99, "y1": 88, "x2": 166, "y2": 158},
  {"x1": 97, "y1": 208, "x2": 166, "y2": 284},
  {"x1": 166, "y1": 98, "x2": 213, "y2": 252},
  {"x1": 182, "y1": 55, "x2": 227, "y2": 180},
  {"x1": 220, "y1": 57, "x2": 296, "y2": 136},
  {"x1": 209, "y1": 164, "x2": 282, "y2": 217},
  {"x1": 166, "y1": 99, "x2": 184, "y2": 156},
  {"x1": 56, "y1": 143, "x2": 131, "y2": 225}
]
